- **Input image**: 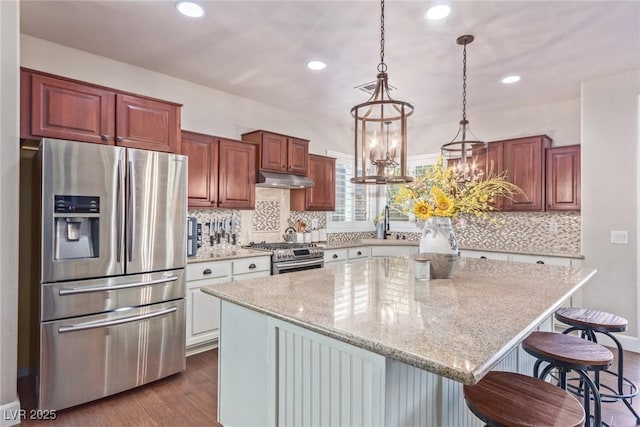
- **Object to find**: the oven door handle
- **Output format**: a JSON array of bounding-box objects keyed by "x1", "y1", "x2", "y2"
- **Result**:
[
  {"x1": 274, "y1": 259, "x2": 324, "y2": 269},
  {"x1": 58, "y1": 306, "x2": 178, "y2": 333},
  {"x1": 58, "y1": 276, "x2": 179, "y2": 296}
]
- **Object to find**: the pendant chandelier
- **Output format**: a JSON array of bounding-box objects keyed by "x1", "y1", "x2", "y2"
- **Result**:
[
  {"x1": 441, "y1": 35, "x2": 488, "y2": 178},
  {"x1": 350, "y1": 0, "x2": 414, "y2": 184}
]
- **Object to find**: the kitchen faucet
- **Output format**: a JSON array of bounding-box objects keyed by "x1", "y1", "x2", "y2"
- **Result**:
[{"x1": 384, "y1": 205, "x2": 391, "y2": 239}]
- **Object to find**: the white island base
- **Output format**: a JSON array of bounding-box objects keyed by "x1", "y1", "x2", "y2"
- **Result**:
[{"x1": 218, "y1": 301, "x2": 551, "y2": 427}]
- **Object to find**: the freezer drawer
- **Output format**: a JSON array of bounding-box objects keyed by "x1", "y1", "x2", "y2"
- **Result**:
[
  {"x1": 38, "y1": 299, "x2": 186, "y2": 411},
  {"x1": 41, "y1": 269, "x2": 185, "y2": 321}
]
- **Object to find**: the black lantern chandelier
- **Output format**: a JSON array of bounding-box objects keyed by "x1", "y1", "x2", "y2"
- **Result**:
[
  {"x1": 350, "y1": 0, "x2": 414, "y2": 184},
  {"x1": 441, "y1": 35, "x2": 488, "y2": 178}
]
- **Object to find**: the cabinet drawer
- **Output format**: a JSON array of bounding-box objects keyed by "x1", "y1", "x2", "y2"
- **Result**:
[
  {"x1": 348, "y1": 247, "x2": 370, "y2": 260},
  {"x1": 232, "y1": 257, "x2": 271, "y2": 275},
  {"x1": 324, "y1": 249, "x2": 348, "y2": 263},
  {"x1": 186, "y1": 261, "x2": 232, "y2": 281}
]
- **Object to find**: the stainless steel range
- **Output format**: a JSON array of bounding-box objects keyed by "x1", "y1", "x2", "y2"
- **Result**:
[{"x1": 245, "y1": 242, "x2": 324, "y2": 274}]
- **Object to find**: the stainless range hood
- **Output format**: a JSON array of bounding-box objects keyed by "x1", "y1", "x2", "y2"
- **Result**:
[{"x1": 256, "y1": 171, "x2": 315, "y2": 189}]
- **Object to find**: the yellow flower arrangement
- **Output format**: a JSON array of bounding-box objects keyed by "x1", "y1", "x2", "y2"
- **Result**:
[{"x1": 395, "y1": 156, "x2": 523, "y2": 222}]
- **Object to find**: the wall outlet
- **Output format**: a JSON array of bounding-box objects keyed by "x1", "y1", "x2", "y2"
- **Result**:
[
  {"x1": 610, "y1": 230, "x2": 629, "y2": 244},
  {"x1": 549, "y1": 222, "x2": 558, "y2": 233}
]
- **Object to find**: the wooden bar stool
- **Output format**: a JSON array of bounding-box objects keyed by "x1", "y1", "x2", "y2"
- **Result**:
[
  {"x1": 522, "y1": 331, "x2": 613, "y2": 427},
  {"x1": 555, "y1": 307, "x2": 640, "y2": 423},
  {"x1": 463, "y1": 371, "x2": 585, "y2": 426}
]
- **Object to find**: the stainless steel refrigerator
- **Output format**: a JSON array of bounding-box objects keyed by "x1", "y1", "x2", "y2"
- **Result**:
[{"x1": 35, "y1": 139, "x2": 187, "y2": 410}]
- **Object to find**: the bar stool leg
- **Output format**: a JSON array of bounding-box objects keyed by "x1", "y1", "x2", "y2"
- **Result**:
[{"x1": 562, "y1": 326, "x2": 640, "y2": 423}]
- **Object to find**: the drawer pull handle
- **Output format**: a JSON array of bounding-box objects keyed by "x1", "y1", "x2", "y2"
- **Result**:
[
  {"x1": 357, "y1": 251, "x2": 362, "y2": 256},
  {"x1": 249, "y1": 263, "x2": 256, "y2": 269},
  {"x1": 480, "y1": 256, "x2": 487, "y2": 259},
  {"x1": 203, "y1": 268, "x2": 212, "y2": 275},
  {"x1": 101, "y1": 134, "x2": 110, "y2": 141},
  {"x1": 536, "y1": 260, "x2": 545, "y2": 264},
  {"x1": 115, "y1": 136, "x2": 124, "y2": 142},
  {"x1": 332, "y1": 254, "x2": 338, "y2": 259}
]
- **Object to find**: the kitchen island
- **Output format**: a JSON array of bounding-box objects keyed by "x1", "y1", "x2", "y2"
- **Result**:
[{"x1": 202, "y1": 257, "x2": 596, "y2": 427}]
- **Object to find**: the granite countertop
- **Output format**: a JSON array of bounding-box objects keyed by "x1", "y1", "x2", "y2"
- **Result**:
[
  {"x1": 460, "y1": 246, "x2": 585, "y2": 259},
  {"x1": 187, "y1": 248, "x2": 271, "y2": 263},
  {"x1": 202, "y1": 257, "x2": 596, "y2": 385}
]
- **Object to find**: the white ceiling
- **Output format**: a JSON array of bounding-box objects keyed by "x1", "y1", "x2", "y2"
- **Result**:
[{"x1": 20, "y1": 1, "x2": 640, "y2": 128}]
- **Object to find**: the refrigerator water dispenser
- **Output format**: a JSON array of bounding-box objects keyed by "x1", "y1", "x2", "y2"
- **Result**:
[{"x1": 53, "y1": 195, "x2": 100, "y2": 260}]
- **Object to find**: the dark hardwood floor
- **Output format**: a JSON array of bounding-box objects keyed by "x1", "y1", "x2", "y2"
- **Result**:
[
  {"x1": 16, "y1": 347, "x2": 640, "y2": 426},
  {"x1": 18, "y1": 350, "x2": 221, "y2": 427}
]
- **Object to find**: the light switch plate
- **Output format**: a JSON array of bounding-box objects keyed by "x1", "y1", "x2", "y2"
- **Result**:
[{"x1": 610, "y1": 230, "x2": 629, "y2": 244}]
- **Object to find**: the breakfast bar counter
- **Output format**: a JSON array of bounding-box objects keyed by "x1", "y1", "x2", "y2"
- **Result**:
[{"x1": 202, "y1": 257, "x2": 596, "y2": 426}]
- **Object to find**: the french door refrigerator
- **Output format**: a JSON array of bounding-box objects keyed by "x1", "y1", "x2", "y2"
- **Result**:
[{"x1": 35, "y1": 139, "x2": 187, "y2": 410}]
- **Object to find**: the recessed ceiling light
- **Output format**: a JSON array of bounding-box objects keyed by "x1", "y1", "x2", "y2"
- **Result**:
[
  {"x1": 426, "y1": 4, "x2": 451, "y2": 20},
  {"x1": 306, "y1": 60, "x2": 327, "y2": 71},
  {"x1": 176, "y1": 1, "x2": 204, "y2": 18},
  {"x1": 502, "y1": 75, "x2": 521, "y2": 84}
]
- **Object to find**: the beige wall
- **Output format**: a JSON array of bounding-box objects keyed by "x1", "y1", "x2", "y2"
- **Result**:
[
  {"x1": 582, "y1": 69, "x2": 640, "y2": 341},
  {"x1": 1, "y1": 0, "x2": 21, "y2": 423}
]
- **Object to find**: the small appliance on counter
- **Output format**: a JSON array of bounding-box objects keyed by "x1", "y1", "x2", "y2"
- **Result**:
[{"x1": 187, "y1": 217, "x2": 201, "y2": 257}]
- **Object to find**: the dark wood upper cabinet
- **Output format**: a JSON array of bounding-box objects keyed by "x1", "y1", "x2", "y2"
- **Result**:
[
  {"x1": 241, "y1": 130, "x2": 310, "y2": 176},
  {"x1": 28, "y1": 73, "x2": 115, "y2": 145},
  {"x1": 287, "y1": 137, "x2": 310, "y2": 175},
  {"x1": 546, "y1": 145, "x2": 581, "y2": 211},
  {"x1": 182, "y1": 131, "x2": 255, "y2": 209},
  {"x1": 218, "y1": 138, "x2": 256, "y2": 209},
  {"x1": 21, "y1": 68, "x2": 181, "y2": 153},
  {"x1": 500, "y1": 135, "x2": 552, "y2": 211},
  {"x1": 290, "y1": 154, "x2": 336, "y2": 211},
  {"x1": 116, "y1": 94, "x2": 180, "y2": 153},
  {"x1": 182, "y1": 131, "x2": 218, "y2": 207}
]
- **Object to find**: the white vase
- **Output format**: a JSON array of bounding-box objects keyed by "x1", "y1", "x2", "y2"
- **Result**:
[{"x1": 418, "y1": 216, "x2": 459, "y2": 279}]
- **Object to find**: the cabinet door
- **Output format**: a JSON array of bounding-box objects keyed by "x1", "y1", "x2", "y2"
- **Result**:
[
  {"x1": 186, "y1": 280, "x2": 224, "y2": 347},
  {"x1": 291, "y1": 154, "x2": 335, "y2": 211},
  {"x1": 115, "y1": 94, "x2": 180, "y2": 153},
  {"x1": 30, "y1": 74, "x2": 115, "y2": 144},
  {"x1": 182, "y1": 131, "x2": 218, "y2": 207},
  {"x1": 260, "y1": 132, "x2": 288, "y2": 173},
  {"x1": 546, "y1": 145, "x2": 580, "y2": 211},
  {"x1": 287, "y1": 137, "x2": 309, "y2": 175},
  {"x1": 218, "y1": 138, "x2": 256, "y2": 209},
  {"x1": 503, "y1": 136, "x2": 550, "y2": 211},
  {"x1": 307, "y1": 154, "x2": 335, "y2": 210}
]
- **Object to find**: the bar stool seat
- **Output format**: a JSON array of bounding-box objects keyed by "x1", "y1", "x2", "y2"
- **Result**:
[
  {"x1": 555, "y1": 307, "x2": 640, "y2": 423},
  {"x1": 464, "y1": 371, "x2": 585, "y2": 427},
  {"x1": 522, "y1": 331, "x2": 613, "y2": 427}
]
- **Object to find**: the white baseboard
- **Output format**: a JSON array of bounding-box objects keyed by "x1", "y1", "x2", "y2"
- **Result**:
[
  {"x1": 1, "y1": 399, "x2": 21, "y2": 427},
  {"x1": 186, "y1": 340, "x2": 218, "y2": 357}
]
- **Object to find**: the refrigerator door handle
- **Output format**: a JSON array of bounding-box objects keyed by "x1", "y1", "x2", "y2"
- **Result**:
[
  {"x1": 58, "y1": 275, "x2": 179, "y2": 296},
  {"x1": 116, "y1": 158, "x2": 123, "y2": 263},
  {"x1": 127, "y1": 159, "x2": 134, "y2": 263},
  {"x1": 57, "y1": 306, "x2": 178, "y2": 333}
]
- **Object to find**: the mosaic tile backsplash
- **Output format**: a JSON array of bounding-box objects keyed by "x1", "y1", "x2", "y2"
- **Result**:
[
  {"x1": 326, "y1": 212, "x2": 581, "y2": 256},
  {"x1": 190, "y1": 193, "x2": 581, "y2": 256}
]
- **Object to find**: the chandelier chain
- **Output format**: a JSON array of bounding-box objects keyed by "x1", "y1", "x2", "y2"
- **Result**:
[
  {"x1": 462, "y1": 42, "x2": 467, "y2": 122},
  {"x1": 378, "y1": 0, "x2": 386, "y2": 73}
]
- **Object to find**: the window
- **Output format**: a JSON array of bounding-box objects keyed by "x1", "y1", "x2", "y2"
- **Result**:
[{"x1": 327, "y1": 150, "x2": 439, "y2": 231}]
